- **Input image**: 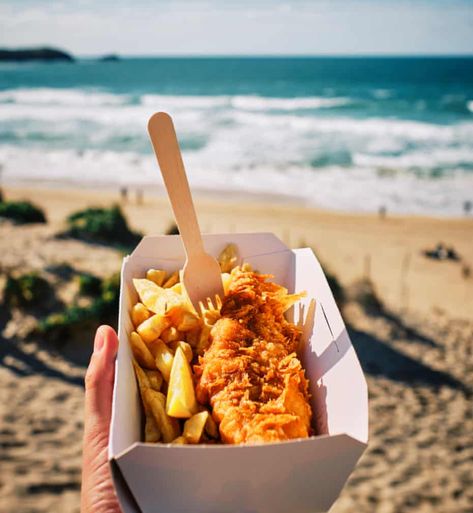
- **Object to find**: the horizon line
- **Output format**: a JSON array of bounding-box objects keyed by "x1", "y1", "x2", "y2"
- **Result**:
[
  {"x1": 1, "y1": 46, "x2": 473, "y2": 59},
  {"x1": 78, "y1": 53, "x2": 473, "y2": 58}
]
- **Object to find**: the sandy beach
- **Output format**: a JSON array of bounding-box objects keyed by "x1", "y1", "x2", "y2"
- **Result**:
[{"x1": 1, "y1": 184, "x2": 472, "y2": 513}]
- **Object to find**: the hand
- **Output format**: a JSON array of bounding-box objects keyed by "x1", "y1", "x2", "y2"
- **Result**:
[{"x1": 81, "y1": 325, "x2": 122, "y2": 513}]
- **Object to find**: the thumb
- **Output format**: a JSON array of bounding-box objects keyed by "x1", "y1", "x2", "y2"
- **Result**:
[{"x1": 84, "y1": 325, "x2": 119, "y2": 431}]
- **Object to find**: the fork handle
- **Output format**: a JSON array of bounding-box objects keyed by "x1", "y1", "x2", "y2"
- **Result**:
[{"x1": 148, "y1": 112, "x2": 205, "y2": 258}]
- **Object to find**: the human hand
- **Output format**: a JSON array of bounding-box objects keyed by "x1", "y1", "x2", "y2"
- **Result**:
[{"x1": 81, "y1": 325, "x2": 122, "y2": 513}]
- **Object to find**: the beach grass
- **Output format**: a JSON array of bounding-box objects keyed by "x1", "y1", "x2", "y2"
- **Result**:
[{"x1": 0, "y1": 199, "x2": 46, "y2": 224}]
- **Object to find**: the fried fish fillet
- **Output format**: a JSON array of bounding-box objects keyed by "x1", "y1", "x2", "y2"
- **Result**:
[{"x1": 195, "y1": 270, "x2": 312, "y2": 444}]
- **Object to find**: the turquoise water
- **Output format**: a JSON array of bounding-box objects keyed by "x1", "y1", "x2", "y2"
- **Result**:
[{"x1": 1, "y1": 57, "x2": 472, "y2": 214}]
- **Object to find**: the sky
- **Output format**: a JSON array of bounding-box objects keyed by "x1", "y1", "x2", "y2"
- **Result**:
[{"x1": 0, "y1": 0, "x2": 472, "y2": 56}]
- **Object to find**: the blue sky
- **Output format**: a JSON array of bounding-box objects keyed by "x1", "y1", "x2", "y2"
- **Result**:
[{"x1": 1, "y1": 0, "x2": 472, "y2": 56}]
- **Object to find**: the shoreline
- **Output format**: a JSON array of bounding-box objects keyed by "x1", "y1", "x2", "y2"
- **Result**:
[
  {"x1": 3, "y1": 180, "x2": 473, "y2": 222},
  {"x1": 3, "y1": 179, "x2": 310, "y2": 209}
]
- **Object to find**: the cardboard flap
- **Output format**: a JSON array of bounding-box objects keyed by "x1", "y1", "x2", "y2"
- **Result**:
[
  {"x1": 109, "y1": 259, "x2": 142, "y2": 458},
  {"x1": 130, "y1": 232, "x2": 288, "y2": 261},
  {"x1": 115, "y1": 434, "x2": 366, "y2": 513},
  {"x1": 294, "y1": 249, "x2": 368, "y2": 444},
  {"x1": 110, "y1": 459, "x2": 142, "y2": 513}
]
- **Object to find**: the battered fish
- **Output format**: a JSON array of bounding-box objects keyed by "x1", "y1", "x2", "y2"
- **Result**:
[{"x1": 195, "y1": 270, "x2": 312, "y2": 444}]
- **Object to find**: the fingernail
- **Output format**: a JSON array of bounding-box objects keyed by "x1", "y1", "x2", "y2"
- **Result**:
[{"x1": 94, "y1": 327, "x2": 105, "y2": 352}]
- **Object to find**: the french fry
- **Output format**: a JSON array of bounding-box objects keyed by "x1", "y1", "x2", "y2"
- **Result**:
[
  {"x1": 133, "y1": 278, "x2": 193, "y2": 317},
  {"x1": 170, "y1": 282, "x2": 182, "y2": 295},
  {"x1": 166, "y1": 346, "x2": 198, "y2": 418},
  {"x1": 143, "y1": 389, "x2": 180, "y2": 443},
  {"x1": 131, "y1": 302, "x2": 151, "y2": 328},
  {"x1": 279, "y1": 292, "x2": 307, "y2": 312},
  {"x1": 132, "y1": 359, "x2": 162, "y2": 392},
  {"x1": 178, "y1": 275, "x2": 190, "y2": 303},
  {"x1": 133, "y1": 279, "x2": 164, "y2": 312},
  {"x1": 165, "y1": 304, "x2": 201, "y2": 331},
  {"x1": 148, "y1": 339, "x2": 174, "y2": 382},
  {"x1": 176, "y1": 311, "x2": 201, "y2": 332},
  {"x1": 163, "y1": 271, "x2": 179, "y2": 289},
  {"x1": 218, "y1": 243, "x2": 239, "y2": 273},
  {"x1": 161, "y1": 326, "x2": 180, "y2": 344},
  {"x1": 196, "y1": 324, "x2": 212, "y2": 356},
  {"x1": 145, "y1": 414, "x2": 161, "y2": 443},
  {"x1": 146, "y1": 269, "x2": 166, "y2": 287},
  {"x1": 205, "y1": 412, "x2": 219, "y2": 439},
  {"x1": 137, "y1": 313, "x2": 170, "y2": 343},
  {"x1": 144, "y1": 369, "x2": 163, "y2": 391},
  {"x1": 221, "y1": 272, "x2": 232, "y2": 295},
  {"x1": 183, "y1": 411, "x2": 209, "y2": 444},
  {"x1": 132, "y1": 358, "x2": 151, "y2": 389},
  {"x1": 130, "y1": 332, "x2": 156, "y2": 369},
  {"x1": 132, "y1": 360, "x2": 162, "y2": 443},
  {"x1": 169, "y1": 340, "x2": 193, "y2": 363},
  {"x1": 241, "y1": 262, "x2": 253, "y2": 272},
  {"x1": 171, "y1": 436, "x2": 187, "y2": 445}
]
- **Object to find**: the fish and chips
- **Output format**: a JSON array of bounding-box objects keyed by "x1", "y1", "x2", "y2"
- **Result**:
[{"x1": 129, "y1": 244, "x2": 312, "y2": 445}]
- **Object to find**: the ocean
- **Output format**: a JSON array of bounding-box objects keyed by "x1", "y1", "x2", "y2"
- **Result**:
[{"x1": 1, "y1": 56, "x2": 472, "y2": 215}]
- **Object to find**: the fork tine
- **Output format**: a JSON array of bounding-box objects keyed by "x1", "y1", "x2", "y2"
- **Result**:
[
  {"x1": 207, "y1": 297, "x2": 213, "y2": 311},
  {"x1": 297, "y1": 303, "x2": 305, "y2": 329}
]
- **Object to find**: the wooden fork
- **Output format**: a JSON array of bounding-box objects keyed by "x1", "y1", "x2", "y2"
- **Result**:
[{"x1": 148, "y1": 112, "x2": 224, "y2": 310}]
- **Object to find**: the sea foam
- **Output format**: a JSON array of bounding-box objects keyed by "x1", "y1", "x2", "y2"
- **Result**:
[{"x1": 1, "y1": 85, "x2": 472, "y2": 215}]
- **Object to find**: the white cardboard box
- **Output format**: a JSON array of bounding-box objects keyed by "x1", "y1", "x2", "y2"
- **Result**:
[{"x1": 109, "y1": 233, "x2": 368, "y2": 513}]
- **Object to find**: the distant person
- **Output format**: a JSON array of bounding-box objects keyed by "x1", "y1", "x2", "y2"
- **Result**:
[{"x1": 464, "y1": 200, "x2": 472, "y2": 216}]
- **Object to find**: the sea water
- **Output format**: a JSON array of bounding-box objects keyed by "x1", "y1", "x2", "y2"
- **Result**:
[{"x1": 1, "y1": 57, "x2": 472, "y2": 215}]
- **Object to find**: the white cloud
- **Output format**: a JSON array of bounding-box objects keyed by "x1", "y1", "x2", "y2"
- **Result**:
[{"x1": 0, "y1": 0, "x2": 472, "y2": 55}]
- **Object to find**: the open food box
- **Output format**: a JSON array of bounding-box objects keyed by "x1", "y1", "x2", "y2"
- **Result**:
[{"x1": 109, "y1": 232, "x2": 368, "y2": 513}]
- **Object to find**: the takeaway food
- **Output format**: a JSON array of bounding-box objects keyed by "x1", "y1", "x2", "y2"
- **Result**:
[
  {"x1": 129, "y1": 244, "x2": 312, "y2": 444},
  {"x1": 195, "y1": 270, "x2": 312, "y2": 444}
]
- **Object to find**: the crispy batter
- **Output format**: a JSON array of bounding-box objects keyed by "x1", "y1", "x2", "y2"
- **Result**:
[{"x1": 195, "y1": 270, "x2": 312, "y2": 444}]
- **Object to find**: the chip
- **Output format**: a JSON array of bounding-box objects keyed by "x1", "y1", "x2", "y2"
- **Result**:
[
  {"x1": 169, "y1": 340, "x2": 193, "y2": 363},
  {"x1": 143, "y1": 389, "x2": 180, "y2": 443},
  {"x1": 144, "y1": 369, "x2": 163, "y2": 391},
  {"x1": 166, "y1": 346, "x2": 198, "y2": 418},
  {"x1": 148, "y1": 339, "x2": 174, "y2": 382},
  {"x1": 137, "y1": 313, "x2": 170, "y2": 343},
  {"x1": 131, "y1": 302, "x2": 151, "y2": 328},
  {"x1": 218, "y1": 243, "x2": 239, "y2": 273},
  {"x1": 183, "y1": 411, "x2": 209, "y2": 444},
  {"x1": 146, "y1": 269, "x2": 167, "y2": 287},
  {"x1": 163, "y1": 271, "x2": 179, "y2": 289},
  {"x1": 130, "y1": 331, "x2": 155, "y2": 369},
  {"x1": 161, "y1": 326, "x2": 180, "y2": 344}
]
